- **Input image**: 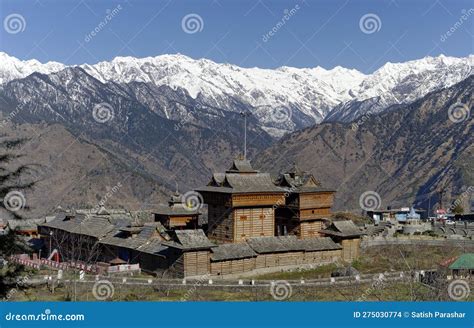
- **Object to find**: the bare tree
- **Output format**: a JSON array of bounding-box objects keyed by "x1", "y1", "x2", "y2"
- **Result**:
[{"x1": 46, "y1": 226, "x2": 102, "y2": 300}]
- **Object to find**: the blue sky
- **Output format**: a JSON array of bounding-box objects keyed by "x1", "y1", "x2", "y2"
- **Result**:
[{"x1": 0, "y1": 0, "x2": 472, "y2": 73}]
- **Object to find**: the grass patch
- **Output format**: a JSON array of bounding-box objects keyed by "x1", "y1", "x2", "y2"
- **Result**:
[{"x1": 252, "y1": 263, "x2": 338, "y2": 280}]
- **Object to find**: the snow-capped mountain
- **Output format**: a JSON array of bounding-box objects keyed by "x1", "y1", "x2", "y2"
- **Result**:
[
  {"x1": 325, "y1": 55, "x2": 473, "y2": 122},
  {"x1": 0, "y1": 52, "x2": 65, "y2": 85},
  {"x1": 0, "y1": 52, "x2": 472, "y2": 135},
  {"x1": 80, "y1": 54, "x2": 366, "y2": 133}
]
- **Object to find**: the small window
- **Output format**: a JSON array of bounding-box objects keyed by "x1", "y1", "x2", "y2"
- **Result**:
[{"x1": 225, "y1": 235, "x2": 230, "y2": 239}]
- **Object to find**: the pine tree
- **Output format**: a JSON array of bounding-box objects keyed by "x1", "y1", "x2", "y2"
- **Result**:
[{"x1": 0, "y1": 136, "x2": 36, "y2": 299}]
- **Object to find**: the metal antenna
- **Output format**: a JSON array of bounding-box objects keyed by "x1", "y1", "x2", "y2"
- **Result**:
[{"x1": 240, "y1": 112, "x2": 247, "y2": 160}]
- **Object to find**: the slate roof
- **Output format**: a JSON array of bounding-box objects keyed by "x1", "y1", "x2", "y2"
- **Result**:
[
  {"x1": 41, "y1": 214, "x2": 116, "y2": 238},
  {"x1": 247, "y1": 235, "x2": 342, "y2": 254},
  {"x1": 210, "y1": 243, "x2": 257, "y2": 261},
  {"x1": 138, "y1": 239, "x2": 168, "y2": 255},
  {"x1": 164, "y1": 230, "x2": 215, "y2": 251},
  {"x1": 297, "y1": 237, "x2": 342, "y2": 251},
  {"x1": 153, "y1": 192, "x2": 201, "y2": 216},
  {"x1": 197, "y1": 159, "x2": 284, "y2": 194},
  {"x1": 320, "y1": 220, "x2": 365, "y2": 237},
  {"x1": 449, "y1": 253, "x2": 474, "y2": 270},
  {"x1": 99, "y1": 235, "x2": 148, "y2": 249},
  {"x1": 274, "y1": 165, "x2": 335, "y2": 193},
  {"x1": 247, "y1": 236, "x2": 301, "y2": 254},
  {"x1": 39, "y1": 209, "x2": 139, "y2": 238},
  {"x1": 7, "y1": 218, "x2": 50, "y2": 231},
  {"x1": 153, "y1": 204, "x2": 200, "y2": 216},
  {"x1": 226, "y1": 159, "x2": 258, "y2": 173},
  {"x1": 199, "y1": 173, "x2": 284, "y2": 194}
]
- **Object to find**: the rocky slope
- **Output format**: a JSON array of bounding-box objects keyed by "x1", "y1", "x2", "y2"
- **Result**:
[
  {"x1": 255, "y1": 76, "x2": 473, "y2": 213},
  {"x1": 0, "y1": 52, "x2": 472, "y2": 217},
  {"x1": 0, "y1": 67, "x2": 273, "y2": 217},
  {"x1": 1, "y1": 52, "x2": 471, "y2": 136},
  {"x1": 0, "y1": 123, "x2": 171, "y2": 218}
]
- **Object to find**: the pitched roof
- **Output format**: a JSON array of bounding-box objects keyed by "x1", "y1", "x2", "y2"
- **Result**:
[
  {"x1": 211, "y1": 243, "x2": 257, "y2": 261},
  {"x1": 109, "y1": 257, "x2": 127, "y2": 265},
  {"x1": 39, "y1": 209, "x2": 142, "y2": 238},
  {"x1": 165, "y1": 230, "x2": 215, "y2": 251},
  {"x1": 152, "y1": 192, "x2": 201, "y2": 216},
  {"x1": 247, "y1": 235, "x2": 342, "y2": 254},
  {"x1": 199, "y1": 172, "x2": 284, "y2": 194},
  {"x1": 297, "y1": 237, "x2": 342, "y2": 251},
  {"x1": 153, "y1": 204, "x2": 200, "y2": 216},
  {"x1": 41, "y1": 214, "x2": 116, "y2": 238},
  {"x1": 226, "y1": 159, "x2": 258, "y2": 173},
  {"x1": 320, "y1": 220, "x2": 365, "y2": 237},
  {"x1": 197, "y1": 159, "x2": 284, "y2": 194},
  {"x1": 99, "y1": 235, "x2": 148, "y2": 249},
  {"x1": 449, "y1": 253, "x2": 474, "y2": 270},
  {"x1": 274, "y1": 165, "x2": 335, "y2": 193},
  {"x1": 246, "y1": 236, "x2": 301, "y2": 253},
  {"x1": 138, "y1": 239, "x2": 168, "y2": 255}
]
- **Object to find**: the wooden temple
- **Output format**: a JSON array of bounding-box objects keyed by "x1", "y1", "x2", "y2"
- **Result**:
[
  {"x1": 274, "y1": 164, "x2": 336, "y2": 239},
  {"x1": 153, "y1": 192, "x2": 200, "y2": 230},
  {"x1": 197, "y1": 159, "x2": 285, "y2": 243},
  {"x1": 197, "y1": 159, "x2": 337, "y2": 242}
]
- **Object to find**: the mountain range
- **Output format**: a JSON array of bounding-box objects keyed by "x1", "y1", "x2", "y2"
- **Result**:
[
  {"x1": 0, "y1": 52, "x2": 472, "y2": 217},
  {"x1": 0, "y1": 52, "x2": 472, "y2": 136},
  {"x1": 256, "y1": 76, "x2": 473, "y2": 213}
]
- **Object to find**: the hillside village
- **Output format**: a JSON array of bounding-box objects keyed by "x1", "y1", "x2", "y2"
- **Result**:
[{"x1": 2, "y1": 158, "x2": 473, "y2": 283}]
